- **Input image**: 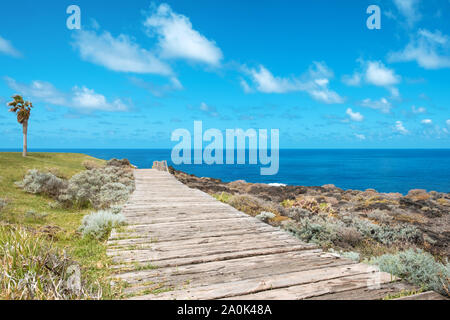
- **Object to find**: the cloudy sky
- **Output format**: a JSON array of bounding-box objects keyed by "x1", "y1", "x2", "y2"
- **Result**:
[{"x1": 0, "y1": 0, "x2": 449, "y2": 148}]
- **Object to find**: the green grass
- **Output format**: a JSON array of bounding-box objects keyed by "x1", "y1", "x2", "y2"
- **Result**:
[{"x1": 0, "y1": 152, "x2": 121, "y2": 299}]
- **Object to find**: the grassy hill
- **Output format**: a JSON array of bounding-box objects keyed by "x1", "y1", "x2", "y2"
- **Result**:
[{"x1": 0, "y1": 152, "x2": 120, "y2": 299}]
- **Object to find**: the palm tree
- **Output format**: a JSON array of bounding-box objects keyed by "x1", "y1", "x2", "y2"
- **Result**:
[{"x1": 8, "y1": 95, "x2": 33, "y2": 157}]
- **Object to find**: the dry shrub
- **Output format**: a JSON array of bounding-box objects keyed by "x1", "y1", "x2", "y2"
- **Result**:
[
  {"x1": 227, "y1": 194, "x2": 286, "y2": 217},
  {"x1": 82, "y1": 160, "x2": 102, "y2": 170},
  {"x1": 293, "y1": 196, "x2": 336, "y2": 215}
]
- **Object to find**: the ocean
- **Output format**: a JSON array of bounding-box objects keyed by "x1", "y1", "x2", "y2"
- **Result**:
[{"x1": 2, "y1": 149, "x2": 449, "y2": 194}]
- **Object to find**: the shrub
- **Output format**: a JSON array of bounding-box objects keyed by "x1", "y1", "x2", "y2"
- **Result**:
[
  {"x1": 281, "y1": 199, "x2": 295, "y2": 208},
  {"x1": 367, "y1": 209, "x2": 393, "y2": 223},
  {"x1": 58, "y1": 166, "x2": 135, "y2": 209},
  {"x1": 82, "y1": 160, "x2": 102, "y2": 170},
  {"x1": 98, "y1": 183, "x2": 131, "y2": 207},
  {"x1": 369, "y1": 249, "x2": 449, "y2": 296},
  {"x1": 283, "y1": 216, "x2": 348, "y2": 247},
  {"x1": 227, "y1": 194, "x2": 286, "y2": 217},
  {"x1": 17, "y1": 169, "x2": 68, "y2": 198},
  {"x1": 255, "y1": 211, "x2": 276, "y2": 222},
  {"x1": 349, "y1": 217, "x2": 422, "y2": 245},
  {"x1": 292, "y1": 196, "x2": 335, "y2": 215},
  {"x1": 341, "y1": 251, "x2": 361, "y2": 262},
  {"x1": 286, "y1": 207, "x2": 311, "y2": 220},
  {"x1": 213, "y1": 192, "x2": 233, "y2": 203},
  {"x1": 79, "y1": 210, "x2": 126, "y2": 240},
  {"x1": 0, "y1": 224, "x2": 100, "y2": 299},
  {"x1": 106, "y1": 158, "x2": 131, "y2": 167},
  {"x1": 110, "y1": 205, "x2": 123, "y2": 215},
  {"x1": 283, "y1": 214, "x2": 421, "y2": 248}
]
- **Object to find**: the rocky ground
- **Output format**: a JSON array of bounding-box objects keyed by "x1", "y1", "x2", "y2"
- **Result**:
[{"x1": 170, "y1": 167, "x2": 450, "y2": 259}]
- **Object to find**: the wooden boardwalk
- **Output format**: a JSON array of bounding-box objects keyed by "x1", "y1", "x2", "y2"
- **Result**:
[{"x1": 107, "y1": 169, "x2": 435, "y2": 300}]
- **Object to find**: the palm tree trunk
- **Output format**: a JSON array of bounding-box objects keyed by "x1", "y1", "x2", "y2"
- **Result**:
[{"x1": 22, "y1": 120, "x2": 28, "y2": 157}]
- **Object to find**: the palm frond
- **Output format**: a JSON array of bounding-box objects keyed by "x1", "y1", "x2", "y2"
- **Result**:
[{"x1": 7, "y1": 94, "x2": 33, "y2": 123}]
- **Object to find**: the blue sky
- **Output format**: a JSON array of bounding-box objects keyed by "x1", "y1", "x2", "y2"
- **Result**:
[{"x1": 0, "y1": 0, "x2": 449, "y2": 148}]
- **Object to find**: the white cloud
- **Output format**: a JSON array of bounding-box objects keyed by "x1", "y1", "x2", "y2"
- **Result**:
[
  {"x1": 129, "y1": 76, "x2": 183, "y2": 97},
  {"x1": 355, "y1": 134, "x2": 366, "y2": 140},
  {"x1": 420, "y1": 119, "x2": 432, "y2": 125},
  {"x1": 242, "y1": 62, "x2": 344, "y2": 104},
  {"x1": 342, "y1": 73, "x2": 362, "y2": 86},
  {"x1": 389, "y1": 29, "x2": 450, "y2": 69},
  {"x1": 395, "y1": 120, "x2": 409, "y2": 134},
  {"x1": 144, "y1": 3, "x2": 223, "y2": 66},
  {"x1": 343, "y1": 61, "x2": 400, "y2": 97},
  {"x1": 0, "y1": 35, "x2": 21, "y2": 58},
  {"x1": 72, "y1": 30, "x2": 173, "y2": 75},
  {"x1": 4, "y1": 77, "x2": 66, "y2": 105},
  {"x1": 360, "y1": 97, "x2": 392, "y2": 113},
  {"x1": 199, "y1": 102, "x2": 219, "y2": 117},
  {"x1": 4, "y1": 77, "x2": 129, "y2": 112},
  {"x1": 411, "y1": 105, "x2": 426, "y2": 114},
  {"x1": 346, "y1": 108, "x2": 364, "y2": 122},
  {"x1": 240, "y1": 78, "x2": 252, "y2": 93},
  {"x1": 447, "y1": 119, "x2": 450, "y2": 127},
  {"x1": 393, "y1": 0, "x2": 421, "y2": 27},
  {"x1": 365, "y1": 61, "x2": 400, "y2": 86},
  {"x1": 71, "y1": 87, "x2": 129, "y2": 112}
]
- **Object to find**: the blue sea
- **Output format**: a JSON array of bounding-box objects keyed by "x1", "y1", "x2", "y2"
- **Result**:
[{"x1": 2, "y1": 149, "x2": 449, "y2": 194}]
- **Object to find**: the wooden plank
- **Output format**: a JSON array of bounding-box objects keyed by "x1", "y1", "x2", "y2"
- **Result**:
[
  {"x1": 111, "y1": 245, "x2": 316, "y2": 269},
  {"x1": 131, "y1": 264, "x2": 391, "y2": 300},
  {"x1": 108, "y1": 238, "x2": 312, "y2": 263},
  {"x1": 220, "y1": 272, "x2": 396, "y2": 300},
  {"x1": 306, "y1": 282, "x2": 417, "y2": 300},
  {"x1": 119, "y1": 253, "x2": 355, "y2": 295},
  {"x1": 108, "y1": 230, "x2": 298, "y2": 249},
  {"x1": 109, "y1": 225, "x2": 280, "y2": 243}
]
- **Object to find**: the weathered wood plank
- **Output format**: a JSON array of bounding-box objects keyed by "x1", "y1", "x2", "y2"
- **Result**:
[
  {"x1": 306, "y1": 282, "x2": 417, "y2": 300},
  {"x1": 108, "y1": 239, "x2": 314, "y2": 263},
  {"x1": 111, "y1": 245, "x2": 316, "y2": 269},
  {"x1": 132, "y1": 264, "x2": 391, "y2": 300},
  {"x1": 119, "y1": 253, "x2": 355, "y2": 295}
]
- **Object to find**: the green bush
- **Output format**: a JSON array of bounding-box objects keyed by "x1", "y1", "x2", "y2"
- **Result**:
[
  {"x1": 16, "y1": 169, "x2": 67, "y2": 198},
  {"x1": 79, "y1": 210, "x2": 126, "y2": 240},
  {"x1": 283, "y1": 216, "x2": 357, "y2": 247},
  {"x1": 283, "y1": 214, "x2": 422, "y2": 248},
  {"x1": 349, "y1": 217, "x2": 422, "y2": 245},
  {"x1": 369, "y1": 249, "x2": 449, "y2": 296},
  {"x1": 255, "y1": 211, "x2": 276, "y2": 222},
  {"x1": 58, "y1": 165, "x2": 135, "y2": 209}
]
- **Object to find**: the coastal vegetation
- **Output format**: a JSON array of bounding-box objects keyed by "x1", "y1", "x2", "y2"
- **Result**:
[
  {"x1": 173, "y1": 168, "x2": 450, "y2": 297},
  {"x1": 0, "y1": 153, "x2": 134, "y2": 299}
]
